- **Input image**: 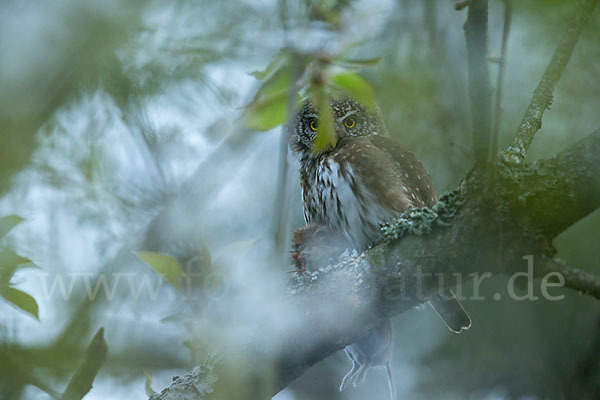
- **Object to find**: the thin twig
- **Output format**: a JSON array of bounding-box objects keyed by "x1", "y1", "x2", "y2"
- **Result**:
[
  {"x1": 424, "y1": 0, "x2": 437, "y2": 48},
  {"x1": 455, "y1": 1, "x2": 471, "y2": 11},
  {"x1": 487, "y1": 0, "x2": 512, "y2": 186},
  {"x1": 542, "y1": 258, "x2": 600, "y2": 300},
  {"x1": 464, "y1": 0, "x2": 492, "y2": 166},
  {"x1": 272, "y1": 0, "x2": 297, "y2": 262},
  {"x1": 272, "y1": 111, "x2": 293, "y2": 260},
  {"x1": 506, "y1": 0, "x2": 599, "y2": 162}
]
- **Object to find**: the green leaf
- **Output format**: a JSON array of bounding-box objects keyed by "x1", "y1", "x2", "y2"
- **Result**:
[
  {"x1": 160, "y1": 313, "x2": 197, "y2": 332},
  {"x1": 144, "y1": 369, "x2": 155, "y2": 396},
  {"x1": 330, "y1": 72, "x2": 375, "y2": 108},
  {"x1": 244, "y1": 63, "x2": 298, "y2": 131},
  {"x1": 1, "y1": 287, "x2": 39, "y2": 319},
  {"x1": 311, "y1": 89, "x2": 337, "y2": 153},
  {"x1": 255, "y1": 64, "x2": 291, "y2": 97},
  {"x1": 160, "y1": 313, "x2": 190, "y2": 324},
  {"x1": 249, "y1": 53, "x2": 289, "y2": 80},
  {"x1": 0, "y1": 215, "x2": 23, "y2": 241},
  {"x1": 0, "y1": 248, "x2": 32, "y2": 282},
  {"x1": 244, "y1": 90, "x2": 289, "y2": 131},
  {"x1": 183, "y1": 338, "x2": 205, "y2": 353},
  {"x1": 339, "y1": 56, "x2": 382, "y2": 67},
  {"x1": 135, "y1": 251, "x2": 184, "y2": 289},
  {"x1": 0, "y1": 249, "x2": 31, "y2": 268}
]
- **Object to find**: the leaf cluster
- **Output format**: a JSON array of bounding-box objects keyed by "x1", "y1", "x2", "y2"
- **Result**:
[
  {"x1": 0, "y1": 215, "x2": 38, "y2": 319},
  {"x1": 243, "y1": 50, "x2": 380, "y2": 153}
]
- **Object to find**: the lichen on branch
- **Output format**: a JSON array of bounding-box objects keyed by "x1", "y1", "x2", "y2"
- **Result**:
[{"x1": 381, "y1": 179, "x2": 469, "y2": 239}]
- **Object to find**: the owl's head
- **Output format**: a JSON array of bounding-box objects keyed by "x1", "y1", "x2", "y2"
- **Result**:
[{"x1": 287, "y1": 97, "x2": 388, "y2": 158}]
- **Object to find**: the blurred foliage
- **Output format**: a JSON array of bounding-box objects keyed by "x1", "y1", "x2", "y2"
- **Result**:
[
  {"x1": 0, "y1": 215, "x2": 38, "y2": 319},
  {"x1": 144, "y1": 369, "x2": 156, "y2": 397},
  {"x1": 244, "y1": 54, "x2": 298, "y2": 131},
  {"x1": 62, "y1": 327, "x2": 108, "y2": 400},
  {"x1": 243, "y1": 50, "x2": 378, "y2": 141}
]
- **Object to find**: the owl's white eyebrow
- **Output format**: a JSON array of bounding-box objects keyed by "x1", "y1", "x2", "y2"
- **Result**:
[{"x1": 336, "y1": 110, "x2": 357, "y2": 122}]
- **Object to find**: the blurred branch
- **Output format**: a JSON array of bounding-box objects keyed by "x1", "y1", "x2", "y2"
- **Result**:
[
  {"x1": 464, "y1": 0, "x2": 492, "y2": 165},
  {"x1": 506, "y1": 0, "x2": 599, "y2": 162},
  {"x1": 424, "y1": 0, "x2": 437, "y2": 48},
  {"x1": 0, "y1": 4, "x2": 144, "y2": 196},
  {"x1": 61, "y1": 327, "x2": 108, "y2": 400},
  {"x1": 272, "y1": 1, "x2": 297, "y2": 261},
  {"x1": 488, "y1": 0, "x2": 512, "y2": 185},
  {"x1": 151, "y1": 127, "x2": 600, "y2": 399},
  {"x1": 272, "y1": 88, "x2": 294, "y2": 260},
  {"x1": 455, "y1": 1, "x2": 471, "y2": 11}
]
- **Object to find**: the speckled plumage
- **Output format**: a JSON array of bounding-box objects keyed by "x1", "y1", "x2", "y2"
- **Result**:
[{"x1": 288, "y1": 98, "x2": 436, "y2": 249}]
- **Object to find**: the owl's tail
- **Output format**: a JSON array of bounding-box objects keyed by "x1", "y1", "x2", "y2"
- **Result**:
[{"x1": 428, "y1": 292, "x2": 471, "y2": 333}]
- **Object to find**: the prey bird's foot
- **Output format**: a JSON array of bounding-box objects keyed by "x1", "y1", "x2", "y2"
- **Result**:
[{"x1": 352, "y1": 364, "x2": 369, "y2": 387}]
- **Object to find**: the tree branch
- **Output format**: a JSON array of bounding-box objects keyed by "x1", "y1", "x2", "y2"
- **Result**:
[
  {"x1": 506, "y1": 0, "x2": 599, "y2": 162},
  {"x1": 150, "y1": 127, "x2": 600, "y2": 400}
]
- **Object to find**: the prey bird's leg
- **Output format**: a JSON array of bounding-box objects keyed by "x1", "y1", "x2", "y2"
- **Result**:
[
  {"x1": 339, "y1": 349, "x2": 360, "y2": 392},
  {"x1": 385, "y1": 362, "x2": 397, "y2": 400}
]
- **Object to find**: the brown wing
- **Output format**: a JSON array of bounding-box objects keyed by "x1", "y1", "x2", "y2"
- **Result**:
[
  {"x1": 369, "y1": 136, "x2": 471, "y2": 332},
  {"x1": 369, "y1": 135, "x2": 437, "y2": 208},
  {"x1": 331, "y1": 136, "x2": 412, "y2": 216}
]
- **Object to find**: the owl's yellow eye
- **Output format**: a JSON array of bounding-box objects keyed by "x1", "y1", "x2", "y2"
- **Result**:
[
  {"x1": 344, "y1": 117, "x2": 356, "y2": 128},
  {"x1": 309, "y1": 119, "x2": 318, "y2": 131}
]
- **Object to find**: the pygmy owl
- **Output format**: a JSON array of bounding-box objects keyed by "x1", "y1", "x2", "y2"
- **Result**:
[
  {"x1": 287, "y1": 97, "x2": 471, "y2": 398},
  {"x1": 289, "y1": 98, "x2": 436, "y2": 249}
]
